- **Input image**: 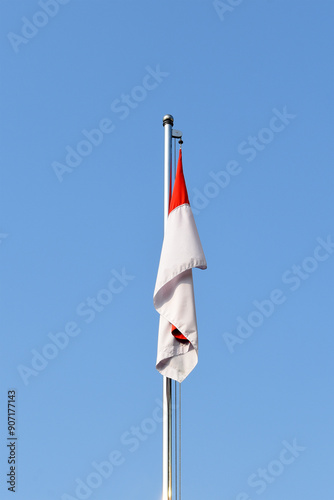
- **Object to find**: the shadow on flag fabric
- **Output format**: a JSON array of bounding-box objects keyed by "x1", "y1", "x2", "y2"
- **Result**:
[{"x1": 154, "y1": 150, "x2": 207, "y2": 383}]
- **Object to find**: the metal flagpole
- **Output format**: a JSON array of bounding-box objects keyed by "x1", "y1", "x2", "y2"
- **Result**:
[{"x1": 162, "y1": 114, "x2": 173, "y2": 500}]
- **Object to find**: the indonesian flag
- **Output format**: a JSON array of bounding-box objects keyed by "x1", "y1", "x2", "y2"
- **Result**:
[{"x1": 153, "y1": 150, "x2": 207, "y2": 383}]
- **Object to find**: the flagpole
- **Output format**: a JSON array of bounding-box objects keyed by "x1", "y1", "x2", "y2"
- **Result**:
[{"x1": 162, "y1": 114, "x2": 174, "y2": 500}]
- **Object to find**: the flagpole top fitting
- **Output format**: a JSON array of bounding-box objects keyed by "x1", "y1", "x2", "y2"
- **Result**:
[
  {"x1": 163, "y1": 114, "x2": 174, "y2": 127},
  {"x1": 178, "y1": 139, "x2": 183, "y2": 149}
]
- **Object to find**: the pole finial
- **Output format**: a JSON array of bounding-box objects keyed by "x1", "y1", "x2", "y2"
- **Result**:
[{"x1": 163, "y1": 114, "x2": 174, "y2": 127}]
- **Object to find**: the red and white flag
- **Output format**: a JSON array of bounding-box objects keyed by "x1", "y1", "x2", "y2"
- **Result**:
[{"x1": 153, "y1": 150, "x2": 207, "y2": 383}]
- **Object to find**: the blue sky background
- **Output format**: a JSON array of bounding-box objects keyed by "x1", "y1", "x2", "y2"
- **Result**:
[{"x1": 1, "y1": 1, "x2": 333, "y2": 499}]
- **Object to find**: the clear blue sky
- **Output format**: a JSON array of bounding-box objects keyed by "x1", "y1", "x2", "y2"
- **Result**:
[{"x1": 1, "y1": 1, "x2": 333, "y2": 499}]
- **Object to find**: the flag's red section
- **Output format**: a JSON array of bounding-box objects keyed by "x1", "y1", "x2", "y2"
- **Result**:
[
  {"x1": 169, "y1": 150, "x2": 189, "y2": 214},
  {"x1": 172, "y1": 325, "x2": 189, "y2": 344},
  {"x1": 169, "y1": 149, "x2": 190, "y2": 343}
]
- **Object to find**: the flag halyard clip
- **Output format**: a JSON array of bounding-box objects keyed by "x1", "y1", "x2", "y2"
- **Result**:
[{"x1": 172, "y1": 129, "x2": 183, "y2": 149}]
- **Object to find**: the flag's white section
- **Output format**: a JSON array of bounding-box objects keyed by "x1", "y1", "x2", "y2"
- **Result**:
[{"x1": 154, "y1": 203, "x2": 207, "y2": 382}]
